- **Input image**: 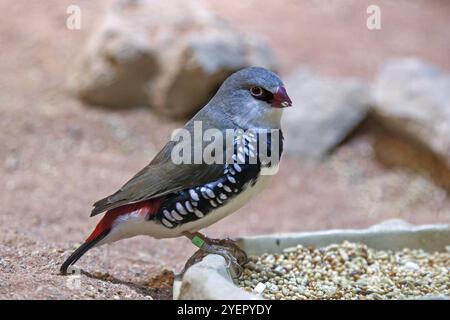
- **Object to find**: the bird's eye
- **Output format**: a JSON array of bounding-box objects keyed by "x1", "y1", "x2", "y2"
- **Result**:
[{"x1": 250, "y1": 86, "x2": 263, "y2": 97}]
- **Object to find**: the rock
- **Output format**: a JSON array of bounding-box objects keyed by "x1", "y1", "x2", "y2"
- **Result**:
[
  {"x1": 245, "y1": 261, "x2": 257, "y2": 270},
  {"x1": 372, "y1": 58, "x2": 450, "y2": 190},
  {"x1": 68, "y1": 0, "x2": 276, "y2": 118},
  {"x1": 404, "y1": 261, "x2": 420, "y2": 272},
  {"x1": 68, "y1": 2, "x2": 158, "y2": 108},
  {"x1": 282, "y1": 67, "x2": 371, "y2": 159},
  {"x1": 268, "y1": 283, "x2": 279, "y2": 293},
  {"x1": 273, "y1": 266, "x2": 285, "y2": 275},
  {"x1": 173, "y1": 255, "x2": 260, "y2": 300}
]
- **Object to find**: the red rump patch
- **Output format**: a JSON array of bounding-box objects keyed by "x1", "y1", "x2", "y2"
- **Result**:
[{"x1": 86, "y1": 198, "x2": 164, "y2": 243}]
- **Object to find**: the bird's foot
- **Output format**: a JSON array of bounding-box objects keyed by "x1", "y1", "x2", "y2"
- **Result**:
[
  {"x1": 203, "y1": 237, "x2": 248, "y2": 267},
  {"x1": 182, "y1": 233, "x2": 248, "y2": 281}
]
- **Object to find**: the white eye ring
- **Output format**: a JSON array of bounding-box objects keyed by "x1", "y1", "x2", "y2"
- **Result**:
[{"x1": 250, "y1": 86, "x2": 263, "y2": 97}]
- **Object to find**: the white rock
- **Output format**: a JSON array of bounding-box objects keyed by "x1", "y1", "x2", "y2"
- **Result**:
[
  {"x1": 266, "y1": 282, "x2": 279, "y2": 293},
  {"x1": 404, "y1": 261, "x2": 420, "y2": 272},
  {"x1": 173, "y1": 255, "x2": 260, "y2": 300},
  {"x1": 253, "y1": 282, "x2": 266, "y2": 295}
]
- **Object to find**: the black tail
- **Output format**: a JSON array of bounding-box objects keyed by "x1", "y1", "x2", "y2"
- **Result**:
[{"x1": 60, "y1": 229, "x2": 110, "y2": 275}]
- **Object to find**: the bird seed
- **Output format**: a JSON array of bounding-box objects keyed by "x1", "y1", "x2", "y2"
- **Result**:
[{"x1": 238, "y1": 241, "x2": 449, "y2": 300}]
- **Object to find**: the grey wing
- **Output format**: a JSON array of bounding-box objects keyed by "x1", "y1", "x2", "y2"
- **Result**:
[{"x1": 90, "y1": 140, "x2": 225, "y2": 216}]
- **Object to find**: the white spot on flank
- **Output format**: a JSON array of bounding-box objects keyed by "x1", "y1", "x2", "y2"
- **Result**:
[
  {"x1": 227, "y1": 175, "x2": 236, "y2": 184},
  {"x1": 223, "y1": 185, "x2": 232, "y2": 193},
  {"x1": 161, "y1": 218, "x2": 173, "y2": 228},
  {"x1": 185, "y1": 201, "x2": 194, "y2": 212},
  {"x1": 163, "y1": 209, "x2": 175, "y2": 221},
  {"x1": 209, "y1": 200, "x2": 218, "y2": 207},
  {"x1": 171, "y1": 210, "x2": 183, "y2": 221},
  {"x1": 189, "y1": 189, "x2": 200, "y2": 201},
  {"x1": 219, "y1": 193, "x2": 227, "y2": 200},
  {"x1": 176, "y1": 202, "x2": 188, "y2": 215},
  {"x1": 237, "y1": 153, "x2": 245, "y2": 163},
  {"x1": 200, "y1": 187, "x2": 209, "y2": 199},
  {"x1": 194, "y1": 209, "x2": 204, "y2": 218},
  {"x1": 205, "y1": 188, "x2": 215, "y2": 199},
  {"x1": 233, "y1": 164, "x2": 242, "y2": 172}
]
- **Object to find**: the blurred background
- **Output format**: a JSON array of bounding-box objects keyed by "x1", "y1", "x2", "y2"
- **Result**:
[{"x1": 0, "y1": 0, "x2": 449, "y2": 299}]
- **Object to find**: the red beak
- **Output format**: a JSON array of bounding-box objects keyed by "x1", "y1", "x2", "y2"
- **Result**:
[{"x1": 271, "y1": 86, "x2": 292, "y2": 108}]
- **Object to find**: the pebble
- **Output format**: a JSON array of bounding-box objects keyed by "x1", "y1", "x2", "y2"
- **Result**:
[
  {"x1": 273, "y1": 266, "x2": 285, "y2": 275},
  {"x1": 245, "y1": 262, "x2": 257, "y2": 270},
  {"x1": 404, "y1": 261, "x2": 420, "y2": 272},
  {"x1": 253, "y1": 282, "x2": 266, "y2": 295}
]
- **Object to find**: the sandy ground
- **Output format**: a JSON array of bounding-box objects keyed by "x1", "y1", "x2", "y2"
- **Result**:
[{"x1": 0, "y1": 0, "x2": 449, "y2": 299}]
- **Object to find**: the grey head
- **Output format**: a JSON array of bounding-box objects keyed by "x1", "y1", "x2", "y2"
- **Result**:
[{"x1": 193, "y1": 67, "x2": 292, "y2": 130}]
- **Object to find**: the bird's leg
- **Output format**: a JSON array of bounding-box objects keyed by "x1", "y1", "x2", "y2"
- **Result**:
[
  {"x1": 184, "y1": 231, "x2": 248, "y2": 265},
  {"x1": 181, "y1": 231, "x2": 248, "y2": 280}
]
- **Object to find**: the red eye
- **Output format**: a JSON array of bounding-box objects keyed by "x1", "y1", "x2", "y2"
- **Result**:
[{"x1": 250, "y1": 86, "x2": 263, "y2": 97}]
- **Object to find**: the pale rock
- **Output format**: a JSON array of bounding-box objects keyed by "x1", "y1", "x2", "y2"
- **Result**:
[
  {"x1": 372, "y1": 58, "x2": 450, "y2": 190},
  {"x1": 69, "y1": 0, "x2": 276, "y2": 118},
  {"x1": 173, "y1": 255, "x2": 260, "y2": 300}
]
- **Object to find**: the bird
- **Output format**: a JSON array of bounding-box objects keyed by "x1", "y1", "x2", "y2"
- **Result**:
[{"x1": 60, "y1": 66, "x2": 292, "y2": 275}]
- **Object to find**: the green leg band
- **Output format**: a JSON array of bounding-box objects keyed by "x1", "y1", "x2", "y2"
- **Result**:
[{"x1": 192, "y1": 236, "x2": 205, "y2": 248}]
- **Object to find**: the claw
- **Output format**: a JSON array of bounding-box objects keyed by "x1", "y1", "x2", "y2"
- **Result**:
[{"x1": 181, "y1": 234, "x2": 248, "y2": 282}]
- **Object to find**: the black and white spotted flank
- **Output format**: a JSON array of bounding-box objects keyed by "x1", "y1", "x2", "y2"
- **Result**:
[{"x1": 152, "y1": 130, "x2": 283, "y2": 228}]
